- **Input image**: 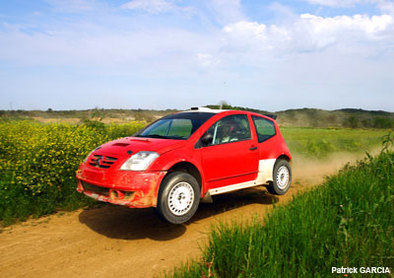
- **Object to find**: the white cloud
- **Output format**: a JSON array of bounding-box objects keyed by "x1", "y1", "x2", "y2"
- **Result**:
[
  {"x1": 121, "y1": 0, "x2": 177, "y2": 14},
  {"x1": 378, "y1": 1, "x2": 394, "y2": 14},
  {"x1": 2, "y1": 4, "x2": 392, "y2": 71},
  {"x1": 196, "y1": 53, "x2": 220, "y2": 67},
  {"x1": 300, "y1": 13, "x2": 392, "y2": 37},
  {"x1": 1, "y1": 1, "x2": 393, "y2": 111},
  {"x1": 220, "y1": 13, "x2": 394, "y2": 58},
  {"x1": 0, "y1": 22, "x2": 218, "y2": 73},
  {"x1": 304, "y1": 0, "x2": 394, "y2": 11},
  {"x1": 3, "y1": 10, "x2": 392, "y2": 71},
  {"x1": 208, "y1": 0, "x2": 245, "y2": 24},
  {"x1": 223, "y1": 21, "x2": 267, "y2": 40},
  {"x1": 45, "y1": 0, "x2": 99, "y2": 13},
  {"x1": 303, "y1": 0, "x2": 375, "y2": 8}
]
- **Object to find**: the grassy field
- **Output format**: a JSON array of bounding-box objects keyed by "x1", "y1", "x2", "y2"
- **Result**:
[
  {"x1": 170, "y1": 145, "x2": 393, "y2": 277},
  {"x1": 0, "y1": 118, "x2": 390, "y2": 226},
  {"x1": 281, "y1": 127, "x2": 388, "y2": 157}
]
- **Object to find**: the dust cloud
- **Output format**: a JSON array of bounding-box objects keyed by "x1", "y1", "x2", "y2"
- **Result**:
[{"x1": 292, "y1": 148, "x2": 379, "y2": 186}]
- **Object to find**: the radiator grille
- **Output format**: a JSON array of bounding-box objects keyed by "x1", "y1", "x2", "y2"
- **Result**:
[{"x1": 89, "y1": 155, "x2": 118, "y2": 169}]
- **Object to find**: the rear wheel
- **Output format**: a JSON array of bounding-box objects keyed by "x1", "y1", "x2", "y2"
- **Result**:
[
  {"x1": 157, "y1": 171, "x2": 200, "y2": 224},
  {"x1": 266, "y1": 159, "x2": 291, "y2": 195}
]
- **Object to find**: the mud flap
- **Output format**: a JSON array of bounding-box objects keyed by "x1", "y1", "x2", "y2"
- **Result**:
[{"x1": 201, "y1": 191, "x2": 213, "y2": 203}]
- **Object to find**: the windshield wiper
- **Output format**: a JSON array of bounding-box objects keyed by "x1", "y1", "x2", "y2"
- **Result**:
[
  {"x1": 136, "y1": 134, "x2": 187, "y2": 140},
  {"x1": 138, "y1": 134, "x2": 169, "y2": 139},
  {"x1": 167, "y1": 135, "x2": 187, "y2": 140}
]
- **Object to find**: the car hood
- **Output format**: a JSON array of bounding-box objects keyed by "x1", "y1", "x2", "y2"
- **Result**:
[{"x1": 95, "y1": 137, "x2": 186, "y2": 158}]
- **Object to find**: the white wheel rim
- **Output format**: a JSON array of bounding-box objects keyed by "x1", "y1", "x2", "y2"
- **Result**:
[
  {"x1": 168, "y1": 182, "x2": 194, "y2": 216},
  {"x1": 276, "y1": 165, "x2": 290, "y2": 190}
]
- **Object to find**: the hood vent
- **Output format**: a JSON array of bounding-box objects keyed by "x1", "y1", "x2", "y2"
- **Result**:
[{"x1": 112, "y1": 142, "x2": 130, "y2": 147}]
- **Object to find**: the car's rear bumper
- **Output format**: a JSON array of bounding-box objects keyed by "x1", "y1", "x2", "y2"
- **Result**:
[{"x1": 76, "y1": 163, "x2": 167, "y2": 208}]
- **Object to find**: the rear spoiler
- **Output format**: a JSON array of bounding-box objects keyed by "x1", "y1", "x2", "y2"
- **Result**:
[{"x1": 263, "y1": 114, "x2": 277, "y2": 120}]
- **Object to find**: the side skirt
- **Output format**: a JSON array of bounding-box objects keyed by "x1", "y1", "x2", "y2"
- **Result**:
[
  {"x1": 208, "y1": 180, "x2": 261, "y2": 196},
  {"x1": 204, "y1": 158, "x2": 277, "y2": 198}
]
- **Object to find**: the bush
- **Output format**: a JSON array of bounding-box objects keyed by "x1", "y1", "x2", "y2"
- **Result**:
[{"x1": 0, "y1": 120, "x2": 144, "y2": 225}]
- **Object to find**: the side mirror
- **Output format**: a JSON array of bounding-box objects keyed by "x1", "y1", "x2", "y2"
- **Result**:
[{"x1": 201, "y1": 133, "x2": 213, "y2": 145}]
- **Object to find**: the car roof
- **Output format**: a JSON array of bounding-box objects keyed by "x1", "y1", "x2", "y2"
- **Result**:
[{"x1": 178, "y1": 107, "x2": 277, "y2": 120}]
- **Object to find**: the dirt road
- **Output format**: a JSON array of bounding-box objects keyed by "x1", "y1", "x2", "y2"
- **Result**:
[{"x1": 0, "y1": 153, "x2": 365, "y2": 278}]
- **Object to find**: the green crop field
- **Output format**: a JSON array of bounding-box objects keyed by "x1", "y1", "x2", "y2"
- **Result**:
[{"x1": 0, "y1": 118, "x2": 390, "y2": 227}]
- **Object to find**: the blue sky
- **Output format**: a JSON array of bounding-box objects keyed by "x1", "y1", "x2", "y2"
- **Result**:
[{"x1": 0, "y1": 0, "x2": 393, "y2": 111}]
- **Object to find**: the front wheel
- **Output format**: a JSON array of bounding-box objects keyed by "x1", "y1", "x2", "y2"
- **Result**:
[
  {"x1": 266, "y1": 159, "x2": 291, "y2": 195},
  {"x1": 156, "y1": 171, "x2": 200, "y2": 224}
]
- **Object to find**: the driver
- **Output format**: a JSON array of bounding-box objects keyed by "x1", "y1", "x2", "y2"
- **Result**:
[{"x1": 218, "y1": 120, "x2": 237, "y2": 143}]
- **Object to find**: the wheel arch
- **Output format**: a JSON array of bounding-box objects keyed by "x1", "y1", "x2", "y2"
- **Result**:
[
  {"x1": 272, "y1": 154, "x2": 292, "y2": 179},
  {"x1": 162, "y1": 161, "x2": 202, "y2": 192},
  {"x1": 156, "y1": 162, "x2": 202, "y2": 224},
  {"x1": 256, "y1": 154, "x2": 292, "y2": 185},
  {"x1": 276, "y1": 154, "x2": 292, "y2": 165}
]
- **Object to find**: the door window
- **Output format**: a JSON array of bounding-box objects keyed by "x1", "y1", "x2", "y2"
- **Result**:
[{"x1": 204, "y1": 114, "x2": 251, "y2": 145}]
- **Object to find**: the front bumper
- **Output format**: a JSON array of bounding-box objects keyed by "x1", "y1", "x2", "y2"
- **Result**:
[{"x1": 76, "y1": 164, "x2": 167, "y2": 208}]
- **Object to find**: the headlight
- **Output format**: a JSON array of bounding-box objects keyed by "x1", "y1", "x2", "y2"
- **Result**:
[{"x1": 120, "y1": 151, "x2": 159, "y2": 171}]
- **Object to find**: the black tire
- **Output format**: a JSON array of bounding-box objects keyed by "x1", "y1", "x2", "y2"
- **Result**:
[
  {"x1": 156, "y1": 171, "x2": 200, "y2": 224},
  {"x1": 266, "y1": 159, "x2": 291, "y2": 195}
]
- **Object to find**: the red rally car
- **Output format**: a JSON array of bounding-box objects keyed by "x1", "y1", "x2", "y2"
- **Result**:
[{"x1": 76, "y1": 107, "x2": 292, "y2": 224}]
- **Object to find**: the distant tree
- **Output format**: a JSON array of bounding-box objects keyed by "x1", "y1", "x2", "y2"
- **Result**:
[
  {"x1": 218, "y1": 100, "x2": 231, "y2": 109},
  {"x1": 361, "y1": 119, "x2": 373, "y2": 128},
  {"x1": 47, "y1": 108, "x2": 53, "y2": 113},
  {"x1": 90, "y1": 107, "x2": 104, "y2": 121},
  {"x1": 343, "y1": 116, "x2": 360, "y2": 128},
  {"x1": 82, "y1": 119, "x2": 105, "y2": 131},
  {"x1": 134, "y1": 111, "x2": 154, "y2": 122},
  {"x1": 373, "y1": 117, "x2": 393, "y2": 129}
]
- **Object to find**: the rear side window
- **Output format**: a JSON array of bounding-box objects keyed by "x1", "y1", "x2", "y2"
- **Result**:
[
  {"x1": 205, "y1": 114, "x2": 251, "y2": 145},
  {"x1": 252, "y1": 115, "x2": 276, "y2": 143}
]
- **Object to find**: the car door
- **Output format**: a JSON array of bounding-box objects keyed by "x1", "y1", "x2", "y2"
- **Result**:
[
  {"x1": 251, "y1": 115, "x2": 280, "y2": 184},
  {"x1": 251, "y1": 115, "x2": 279, "y2": 158},
  {"x1": 199, "y1": 114, "x2": 259, "y2": 189}
]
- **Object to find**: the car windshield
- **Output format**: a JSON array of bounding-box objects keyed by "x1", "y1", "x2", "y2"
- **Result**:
[{"x1": 134, "y1": 112, "x2": 215, "y2": 140}]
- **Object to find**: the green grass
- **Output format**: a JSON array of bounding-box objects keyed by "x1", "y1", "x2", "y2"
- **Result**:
[
  {"x1": 170, "y1": 146, "x2": 393, "y2": 277},
  {"x1": 281, "y1": 127, "x2": 389, "y2": 157}
]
